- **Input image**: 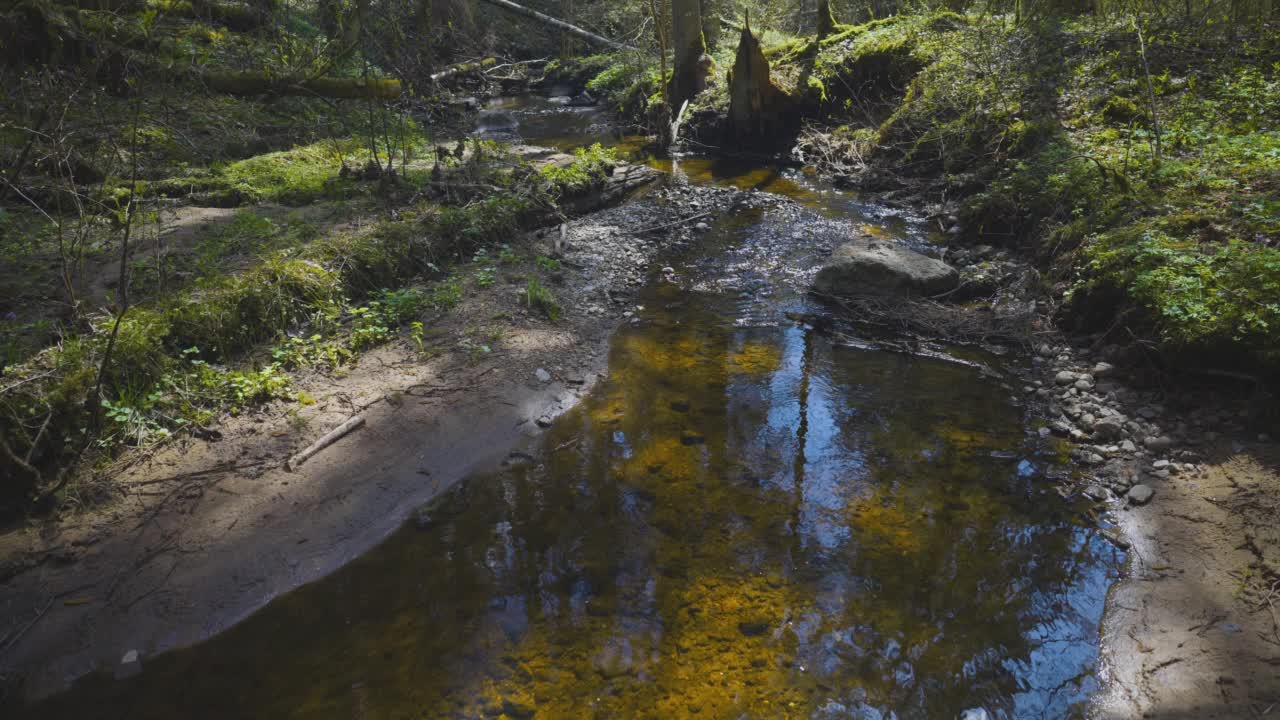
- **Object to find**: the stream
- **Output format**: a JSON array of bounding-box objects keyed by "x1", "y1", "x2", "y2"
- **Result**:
[{"x1": 28, "y1": 96, "x2": 1121, "y2": 719}]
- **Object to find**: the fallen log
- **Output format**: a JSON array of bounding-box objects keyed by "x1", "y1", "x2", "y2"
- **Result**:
[
  {"x1": 476, "y1": 0, "x2": 633, "y2": 51},
  {"x1": 429, "y1": 57, "x2": 496, "y2": 83},
  {"x1": 286, "y1": 415, "x2": 365, "y2": 471},
  {"x1": 205, "y1": 72, "x2": 402, "y2": 99}
]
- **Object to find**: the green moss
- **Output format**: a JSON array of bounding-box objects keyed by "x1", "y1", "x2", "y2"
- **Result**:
[
  {"x1": 537, "y1": 144, "x2": 618, "y2": 196},
  {"x1": 544, "y1": 54, "x2": 617, "y2": 93},
  {"x1": 1100, "y1": 95, "x2": 1146, "y2": 125}
]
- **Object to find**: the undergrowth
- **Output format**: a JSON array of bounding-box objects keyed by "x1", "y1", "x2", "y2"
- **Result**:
[{"x1": 769, "y1": 13, "x2": 1279, "y2": 372}]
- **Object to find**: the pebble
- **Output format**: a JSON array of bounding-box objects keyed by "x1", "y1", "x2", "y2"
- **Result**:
[
  {"x1": 1144, "y1": 436, "x2": 1173, "y2": 452},
  {"x1": 1084, "y1": 485, "x2": 1109, "y2": 501},
  {"x1": 1127, "y1": 484, "x2": 1155, "y2": 505},
  {"x1": 1093, "y1": 417, "x2": 1124, "y2": 441},
  {"x1": 1054, "y1": 371, "x2": 1078, "y2": 386},
  {"x1": 117, "y1": 649, "x2": 142, "y2": 679},
  {"x1": 534, "y1": 368, "x2": 552, "y2": 383}
]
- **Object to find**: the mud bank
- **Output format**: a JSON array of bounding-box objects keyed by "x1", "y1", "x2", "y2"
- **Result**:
[
  {"x1": 0, "y1": 168, "x2": 774, "y2": 703},
  {"x1": 1018, "y1": 340, "x2": 1280, "y2": 718}
]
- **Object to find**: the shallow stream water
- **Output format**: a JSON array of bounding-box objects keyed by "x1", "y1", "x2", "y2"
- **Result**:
[{"x1": 28, "y1": 96, "x2": 1120, "y2": 719}]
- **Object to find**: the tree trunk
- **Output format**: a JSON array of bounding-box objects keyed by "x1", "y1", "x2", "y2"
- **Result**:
[
  {"x1": 725, "y1": 16, "x2": 793, "y2": 146},
  {"x1": 319, "y1": 0, "x2": 342, "y2": 41},
  {"x1": 433, "y1": 0, "x2": 474, "y2": 32},
  {"x1": 700, "y1": 0, "x2": 721, "y2": 49},
  {"x1": 817, "y1": 0, "x2": 838, "y2": 37},
  {"x1": 670, "y1": 0, "x2": 708, "y2": 107},
  {"x1": 205, "y1": 72, "x2": 402, "y2": 99}
]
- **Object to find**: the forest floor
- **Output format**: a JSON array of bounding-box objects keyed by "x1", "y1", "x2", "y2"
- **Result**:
[{"x1": 0, "y1": 155, "x2": 758, "y2": 700}]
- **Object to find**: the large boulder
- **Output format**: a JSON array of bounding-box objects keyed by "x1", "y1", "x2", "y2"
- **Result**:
[{"x1": 813, "y1": 240, "x2": 959, "y2": 298}]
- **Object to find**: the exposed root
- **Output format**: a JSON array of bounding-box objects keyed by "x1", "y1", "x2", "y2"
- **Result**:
[{"x1": 792, "y1": 124, "x2": 870, "y2": 177}]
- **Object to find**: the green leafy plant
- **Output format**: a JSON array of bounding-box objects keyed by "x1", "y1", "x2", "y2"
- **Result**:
[
  {"x1": 523, "y1": 277, "x2": 561, "y2": 321},
  {"x1": 409, "y1": 321, "x2": 426, "y2": 352},
  {"x1": 428, "y1": 276, "x2": 464, "y2": 311}
]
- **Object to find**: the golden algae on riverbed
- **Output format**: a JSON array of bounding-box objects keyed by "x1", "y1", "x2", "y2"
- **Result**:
[{"x1": 728, "y1": 341, "x2": 784, "y2": 377}]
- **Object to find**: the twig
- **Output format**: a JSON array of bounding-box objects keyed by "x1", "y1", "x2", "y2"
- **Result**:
[
  {"x1": 286, "y1": 416, "x2": 366, "y2": 471},
  {"x1": 128, "y1": 461, "x2": 269, "y2": 488},
  {"x1": 0, "y1": 598, "x2": 54, "y2": 657},
  {"x1": 484, "y1": 58, "x2": 549, "y2": 74},
  {"x1": 635, "y1": 211, "x2": 713, "y2": 234},
  {"x1": 0, "y1": 371, "x2": 54, "y2": 396}
]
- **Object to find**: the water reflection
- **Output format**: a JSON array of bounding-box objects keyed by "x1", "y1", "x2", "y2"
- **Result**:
[{"x1": 31, "y1": 280, "x2": 1115, "y2": 719}]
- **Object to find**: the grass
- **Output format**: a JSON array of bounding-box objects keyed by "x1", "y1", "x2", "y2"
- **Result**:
[
  {"x1": 142, "y1": 135, "x2": 429, "y2": 206},
  {"x1": 523, "y1": 276, "x2": 561, "y2": 321}
]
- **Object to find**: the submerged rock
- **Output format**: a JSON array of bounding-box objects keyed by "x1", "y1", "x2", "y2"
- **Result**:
[
  {"x1": 812, "y1": 240, "x2": 959, "y2": 298},
  {"x1": 593, "y1": 639, "x2": 635, "y2": 678}
]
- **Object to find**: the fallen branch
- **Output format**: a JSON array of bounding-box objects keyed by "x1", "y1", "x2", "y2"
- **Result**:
[
  {"x1": 814, "y1": 291, "x2": 1036, "y2": 346},
  {"x1": 484, "y1": 57, "x2": 549, "y2": 74},
  {"x1": 670, "y1": 99, "x2": 690, "y2": 147},
  {"x1": 635, "y1": 211, "x2": 712, "y2": 234},
  {"x1": 129, "y1": 461, "x2": 268, "y2": 488},
  {"x1": 204, "y1": 72, "x2": 402, "y2": 99},
  {"x1": 0, "y1": 597, "x2": 54, "y2": 658},
  {"x1": 477, "y1": 0, "x2": 634, "y2": 50},
  {"x1": 430, "y1": 57, "x2": 497, "y2": 83},
  {"x1": 285, "y1": 415, "x2": 365, "y2": 471}
]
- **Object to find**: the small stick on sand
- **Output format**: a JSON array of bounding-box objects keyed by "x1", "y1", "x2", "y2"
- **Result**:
[{"x1": 286, "y1": 416, "x2": 366, "y2": 472}]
